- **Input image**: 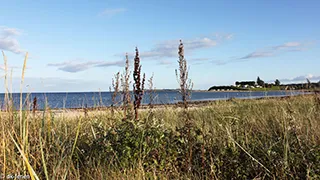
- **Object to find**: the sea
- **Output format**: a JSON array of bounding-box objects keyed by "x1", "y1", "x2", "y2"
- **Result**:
[{"x1": 0, "y1": 90, "x2": 308, "y2": 110}]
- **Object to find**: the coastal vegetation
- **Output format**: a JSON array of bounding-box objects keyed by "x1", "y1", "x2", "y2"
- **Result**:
[
  {"x1": 0, "y1": 41, "x2": 320, "y2": 179},
  {"x1": 209, "y1": 76, "x2": 320, "y2": 92}
]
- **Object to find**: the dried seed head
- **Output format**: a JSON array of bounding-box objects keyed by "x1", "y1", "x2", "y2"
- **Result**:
[{"x1": 178, "y1": 40, "x2": 184, "y2": 58}]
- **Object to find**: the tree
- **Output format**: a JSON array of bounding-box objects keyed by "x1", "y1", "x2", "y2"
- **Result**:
[
  {"x1": 257, "y1": 76, "x2": 261, "y2": 85},
  {"x1": 275, "y1": 79, "x2": 280, "y2": 86},
  {"x1": 257, "y1": 76, "x2": 265, "y2": 87},
  {"x1": 306, "y1": 78, "x2": 311, "y2": 89}
]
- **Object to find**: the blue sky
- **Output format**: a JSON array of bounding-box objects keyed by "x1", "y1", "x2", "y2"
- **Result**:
[{"x1": 0, "y1": 0, "x2": 319, "y2": 92}]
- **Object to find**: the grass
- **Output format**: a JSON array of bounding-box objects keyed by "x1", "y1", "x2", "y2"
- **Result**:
[{"x1": 0, "y1": 94, "x2": 319, "y2": 179}]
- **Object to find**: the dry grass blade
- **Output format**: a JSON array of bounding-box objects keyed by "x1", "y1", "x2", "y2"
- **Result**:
[
  {"x1": 148, "y1": 73, "x2": 155, "y2": 108},
  {"x1": 111, "y1": 72, "x2": 120, "y2": 117},
  {"x1": 121, "y1": 53, "x2": 132, "y2": 119},
  {"x1": 20, "y1": 52, "x2": 28, "y2": 137},
  {"x1": 18, "y1": 52, "x2": 29, "y2": 172},
  {"x1": 225, "y1": 127, "x2": 272, "y2": 176},
  {"x1": 63, "y1": 117, "x2": 82, "y2": 180},
  {"x1": 1, "y1": 135, "x2": 6, "y2": 175},
  {"x1": 2, "y1": 51, "x2": 9, "y2": 111},
  {"x1": 39, "y1": 130, "x2": 49, "y2": 180},
  {"x1": 9, "y1": 132, "x2": 40, "y2": 180}
]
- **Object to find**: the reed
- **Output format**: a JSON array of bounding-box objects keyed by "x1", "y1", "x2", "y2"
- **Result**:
[
  {"x1": 110, "y1": 72, "x2": 120, "y2": 116},
  {"x1": 121, "y1": 53, "x2": 132, "y2": 120},
  {"x1": 176, "y1": 40, "x2": 193, "y2": 115},
  {"x1": 175, "y1": 40, "x2": 195, "y2": 172},
  {"x1": 147, "y1": 73, "x2": 155, "y2": 109},
  {"x1": 2, "y1": 51, "x2": 9, "y2": 112}
]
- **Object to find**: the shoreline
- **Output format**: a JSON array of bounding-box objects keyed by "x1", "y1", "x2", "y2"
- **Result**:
[
  {"x1": 49, "y1": 93, "x2": 314, "y2": 112},
  {"x1": 31, "y1": 93, "x2": 316, "y2": 119},
  {"x1": 0, "y1": 89, "x2": 317, "y2": 94},
  {"x1": 1, "y1": 92, "x2": 316, "y2": 113}
]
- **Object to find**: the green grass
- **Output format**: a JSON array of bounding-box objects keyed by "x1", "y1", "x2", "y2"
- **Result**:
[{"x1": 1, "y1": 94, "x2": 319, "y2": 179}]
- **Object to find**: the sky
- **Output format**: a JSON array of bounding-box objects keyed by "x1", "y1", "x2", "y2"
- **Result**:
[{"x1": 0, "y1": 0, "x2": 319, "y2": 92}]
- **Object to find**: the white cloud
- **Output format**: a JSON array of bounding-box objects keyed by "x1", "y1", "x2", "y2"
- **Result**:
[
  {"x1": 48, "y1": 60, "x2": 124, "y2": 73},
  {"x1": 99, "y1": 8, "x2": 126, "y2": 17},
  {"x1": 292, "y1": 74, "x2": 320, "y2": 82},
  {"x1": 94, "y1": 60, "x2": 124, "y2": 67},
  {"x1": 279, "y1": 74, "x2": 320, "y2": 83},
  {"x1": 143, "y1": 37, "x2": 218, "y2": 58},
  {"x1": 116, "y1": 34, "x2": 232, "y2": 65},
  {"x1": 48, "y1": 61, "x2": 100, "y2": 73},
  {"x1": 240, "y1": 51, "x2": 274, "y2": 59},
  {"x1": 0, "y1": 26, "x2": 25, "y2": 54},
  {"x1": 274, "y1": 42, "x2": 301, "y2": 50},
  {"x1": 240, "y1": 41, "x2": 310, "y2": 60},
  {"x1": 182, "y1": 40, "x2": 312, "y2": 66},
  {"x1": 0, "y1": 27, "x2": 21, "y2": 37}
]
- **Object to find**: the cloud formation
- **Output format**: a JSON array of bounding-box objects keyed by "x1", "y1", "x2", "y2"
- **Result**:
[
  {"x1": 189, "y1": 57, "x2": 213, "y2": 62},
  {"x1": 274, "y1": 42, "x2": 302, "y2": 50},
  {"x1": 0, "y1": 26, "x2": 25, "y2": 54},
  {"x1": 279, "y1": 74, "x2": 320, "y2": 83},
  {"x1": 94, "y1": 60, "x2": 124, "y2": 67},
  {"x1": 240, "y1": 51, "x2": 274, "y2": 59},
  {"x1": 48, "y1": 60, "x2": 124, "y2": 73},
  {"x1": 116, "y1": 34, "x2": 232, "y2": 67},
  {"x1": 124, "y1": 37, "x2": 221, "y2": 59},
  {"x1": 169, "y1": 40, "x2": 312, "y2": 67},
  {"x1": 240, "y1": 41, "x2": 309, "y2": 60},
  {"x1": 99, "y1": 8, "x2": 127, "y2": 17}
]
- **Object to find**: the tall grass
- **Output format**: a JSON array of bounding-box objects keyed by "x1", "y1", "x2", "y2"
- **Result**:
[
  {"x1": 147, "y1": 73, "x2": 155, "y2": 109},
  {"x1": 176, "y1": 40, "x2": 193, "y2": 111},
  {"x1": 110, "y1": 71, "x2": 120, "y2": 116},
  {"x1": 1, "y1": 94, "x2": 319, "y2": 179},
  {"x1": 0, "y1": 42, "x2": 319, "y2": 179},
  {"x1": 121, "y1": 53, "x2": 132, "y2": 120}
]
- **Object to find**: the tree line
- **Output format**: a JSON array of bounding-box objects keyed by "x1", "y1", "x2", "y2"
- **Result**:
[{"x1": 209, "y1": 76, "x2": 320, "y2": 91}]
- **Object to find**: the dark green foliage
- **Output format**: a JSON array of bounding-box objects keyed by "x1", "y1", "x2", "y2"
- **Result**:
[
  {"x1": 257, "y1": 76, "x2": 265, "y2": 87},
  {"x1": 73, "y1": 108, "x2": 320, "y2": 179},
  {"x1": 235, "y1": 81, "x2": 256, "y2": 86},
  {"x1": 76, "y1": 119, "x2": 208, "y2": 175}
]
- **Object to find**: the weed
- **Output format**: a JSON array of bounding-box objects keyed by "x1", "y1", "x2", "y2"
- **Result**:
[{"x1": 133, "y1": 47, "x2": 145, "y2": 120}]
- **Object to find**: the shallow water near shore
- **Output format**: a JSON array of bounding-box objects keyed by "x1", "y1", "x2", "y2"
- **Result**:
[{"x1": 0, "y1": 90, "x2": 309, "y2": 110}]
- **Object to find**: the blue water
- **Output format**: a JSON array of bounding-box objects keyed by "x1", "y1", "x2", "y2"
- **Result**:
[{"x1": 0, "y1": 90, "x2": 307, "y2": 110}]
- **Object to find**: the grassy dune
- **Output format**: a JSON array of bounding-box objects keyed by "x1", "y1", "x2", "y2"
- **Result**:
[{"x1": 0, "y1": 94, "x2": 319, "y2": 179}]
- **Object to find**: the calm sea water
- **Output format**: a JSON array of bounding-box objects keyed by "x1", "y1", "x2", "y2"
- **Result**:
[{"x1": 0, "y1": 90, "x2": 307, "y2": 110}]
